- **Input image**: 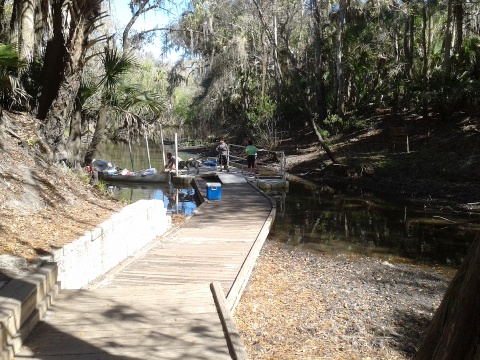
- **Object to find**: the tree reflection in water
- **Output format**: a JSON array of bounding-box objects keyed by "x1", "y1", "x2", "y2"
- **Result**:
[{"x1": 266, "y1": 181, "x2": 480, "y2": 267}]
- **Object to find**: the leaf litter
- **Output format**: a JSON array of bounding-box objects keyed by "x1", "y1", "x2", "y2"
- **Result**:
[{"x1": 234, "y1": 241, "x2": 454, "y2": 360}]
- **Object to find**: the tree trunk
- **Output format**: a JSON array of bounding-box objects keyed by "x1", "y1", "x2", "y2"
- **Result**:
[
  {"x1": 261, "y1": 31, "x2": 267, "y2": 98},
  {"x1": 443, "y1": 0, "x2": 453, "y2": 76},
  {"x1": 36, "y1": 0, "x2": 65, "y2": 120},
  {"x1": 415, "y1": 235, "x2": 480, "y2": 360},
  {"x1": 84, "y1": 107, "x2": 106, "y2": 165},
  {"x1": 122, "y1": 0, "x2": 149, "y2": 53},
  {"x1": 9, "y1": 0, "x2": 20, "y2": 45},
  {"x1": 19, "y1": 0, "x2": 36, "y2": 60},
  {"x1": 310, "y1": 116, "x2": 337, "y2": 164},
  {"x1": 453, "y1": 0, "x2": 463, "y2": 54},
  {"x1": 9, "y1": 0, "x2": 37, "y2": 60},
  {"x1": 43, "y1": 71, "x2": 82, "y2": 161},
  {"x1": 403, "y1": 10, "x2": 414, "y2": 80},
  {"x1": 312, "y1": 0, "x2": 327, "y2": 121},
  {"x1": 66, "y1": 100, "x2": 83, "y2": 168},
  {"x1": 0, "y1": 0, "x2": 6, "y2": 41},
  {"x1": 335, "y1": 0, "x2": 346, "y2": 118},
  {"x1": 41, "y1": 0, "x2": 104, "y2": 163},
  {"x1": 421, "y1": 4, "x2": 428, "y2": 118},
  {"x1": 272, "y1": 0, "x2": 282, "y2": 103}
]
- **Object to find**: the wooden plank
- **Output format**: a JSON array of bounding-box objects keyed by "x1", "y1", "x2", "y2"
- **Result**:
[
  {"x1": 16, "y1": 175, "x2": 274, "y2": 359},
  {"x1": 16, "y1": 284, "x2": 231, "y2": 359}
]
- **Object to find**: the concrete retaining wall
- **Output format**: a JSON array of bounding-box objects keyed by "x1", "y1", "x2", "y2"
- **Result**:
[
  {"x1": 46, "y1": 199, "x2": 171, "y2": 289},
  {"x1": 0, "y1": 199, "x2": 171, "y2": 359}
]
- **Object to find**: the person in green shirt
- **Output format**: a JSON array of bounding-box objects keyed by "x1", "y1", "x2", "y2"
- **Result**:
[{"x1": 245, "y1": 140, "x2": 258, "y2": 175}]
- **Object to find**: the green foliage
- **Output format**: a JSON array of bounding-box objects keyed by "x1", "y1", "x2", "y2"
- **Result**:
[
  {"x1": 83, "y1": 48, "x2": 168, "y2": 142},
  {"x1": 96, "y1": 180, "x2": 108, "y2": 193},
  {"x1": 246, "y1": 96, "x2": 279, "y2": 149},
  {"x1": 0, "y1": 44, "x2": 29, "y2": 110},
  {"x1": 100, "y1": 48, "x2": 138, "y2": 92},
  {"x1": 324, "y1": 114, "x2": 368, "y2": 136},
  {"x1": 120, "y1": 85, "x2": 165, "y2": 118},
  {"x1": 246, "y1": 96, "x2": 276, "y2": 127},
  {"x1": 77, "y1": 80, "x2": 98, "y2": 107},
  {"x1": 173, "y1": 89, "x2": 195, "y2": 124},
  {"x1": 372, "y1": 159, "x2": 395, "y2": 172},
  {"x1": 165, "y1": 0, "x2": 480, "y2": 143}
]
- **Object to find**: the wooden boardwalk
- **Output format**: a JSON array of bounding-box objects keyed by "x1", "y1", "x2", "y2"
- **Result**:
[{"x1": 15, "y1": 172, "x2": 274, "y2": 359}]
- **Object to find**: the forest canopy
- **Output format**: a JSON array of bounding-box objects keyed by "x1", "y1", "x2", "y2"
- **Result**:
[{"x1": 0, "y1": 0, "x2": 478, "y2": 163}]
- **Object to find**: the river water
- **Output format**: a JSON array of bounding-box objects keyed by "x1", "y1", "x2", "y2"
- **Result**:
[{"x1": 97, "y1": 141, "x2": 480, "y2": 267}]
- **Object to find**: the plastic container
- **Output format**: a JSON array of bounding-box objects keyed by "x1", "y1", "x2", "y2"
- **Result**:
[{"x1": 206, "y1": 182, "x2": 222, "y2": 200}]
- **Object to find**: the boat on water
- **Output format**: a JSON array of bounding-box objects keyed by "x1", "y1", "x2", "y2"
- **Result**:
[
  {"x1": 90, "y1": 159, "x2": 171, "y2": 184},
  {"x1": 98, "y1": 171, "x2": 171, "y2": 184}
]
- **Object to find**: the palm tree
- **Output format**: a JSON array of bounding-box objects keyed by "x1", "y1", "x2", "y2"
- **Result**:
[
  {"x1": 84, "y1": 48, "x2": 166, "y2": 165},
  {"x1": 84, "y1": 48, "x2": 138, "y2": 165}
]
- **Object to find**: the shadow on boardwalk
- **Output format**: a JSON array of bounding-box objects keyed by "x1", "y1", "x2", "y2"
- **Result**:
[{"x1": 14, "y1": 173, "x2": 274, "y2": 359}]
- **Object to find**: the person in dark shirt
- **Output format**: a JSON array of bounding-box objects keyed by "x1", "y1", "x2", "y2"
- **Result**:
[
  {"x1": 216, "y1": 139, "x2": 229, "y2": 172},
  {"x1": 245, "y1": 140, "x2": 258, "y2": 175}
]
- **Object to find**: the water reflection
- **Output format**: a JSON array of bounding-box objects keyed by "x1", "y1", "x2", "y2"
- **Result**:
[
  {"x1": 97, "y1": 140, "x2": 480, "y2": 266},
  {"x1": 98, "y1": 141, "x2": 198, "y2": 215},
  {"x1": 268, "y1": 181, "x2": 480, "y2": 266},
  {"x1": 165, "y1": 186, "x2": 197, "y2": 214},
  {"x1": 107, "y1": 182, "x2": 197, "y2": 215}
]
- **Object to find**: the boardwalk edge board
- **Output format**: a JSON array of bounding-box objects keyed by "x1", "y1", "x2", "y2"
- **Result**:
[{"x1": 211, "y1": 281, "x2": 249, "y2": 360}]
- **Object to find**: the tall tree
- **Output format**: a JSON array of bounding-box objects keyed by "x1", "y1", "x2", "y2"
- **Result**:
[
  {"x1": 122, "y1": 0, "x2": 166, "y2": 53},
  {"x1": 443, "y1": 0, "x2": 453, "y2": 76},
  {"x1": 335, "y1": 0, "x2": 346, "y2": 118},
  {"x1": 66, "y1": 81, "x2": 96, "y2": 167},
  {"x1": 41, "y1": 0, "x2": 107, "y2": 162},
  {"x1": 311, "y1": 0, "x2": 327, "y2": 121}
]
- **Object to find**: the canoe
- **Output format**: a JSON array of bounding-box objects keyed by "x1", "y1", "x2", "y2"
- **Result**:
[{"x1": 98, "y1": 171, "x2": 171, "y2": 184}]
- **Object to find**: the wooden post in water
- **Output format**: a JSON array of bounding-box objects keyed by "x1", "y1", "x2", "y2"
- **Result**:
[
  {"x1": 128, "y1": 127, "x2": 135, "y2": 172},
  {"x1": 174, "y1": 133, "x2": 179, "y2": 176},
  {"x1": 160, "y1": 124, "x2": 166, "y2": 169},
  {"x1": 175, "y1": 189, "x2": 179, "y2": 214},
  {"x1": 145, "y1": 134, "x2": 152, "y2": 169}
]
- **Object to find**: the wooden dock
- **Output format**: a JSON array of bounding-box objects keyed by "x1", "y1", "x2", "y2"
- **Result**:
[{"x1": 14, "y1": 172, "x2": 275, "y2": 359}]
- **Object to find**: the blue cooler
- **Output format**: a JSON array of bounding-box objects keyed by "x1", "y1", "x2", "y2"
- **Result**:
[{"x1": 206, "y1": 182, "x2": 222, "y2": 200}]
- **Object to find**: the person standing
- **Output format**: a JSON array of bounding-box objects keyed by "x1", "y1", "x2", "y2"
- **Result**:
[
  {"x1": 216, "y1": 139, "x2": 229, "y2": 172},
  {"x1": 245, "y1": 139, "x2": 258, "y2": 175}
]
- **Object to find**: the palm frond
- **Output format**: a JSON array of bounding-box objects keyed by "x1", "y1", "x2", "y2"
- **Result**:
[
  {"x1": 121, "y1": 88, "x2": 165, "y2": 117},
  {"x1": 99, "y1": 48, "x2": 138, "y2": 90},
  {"x1": 77, "y1": 80, "x2": 98, "y2": 105}
]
